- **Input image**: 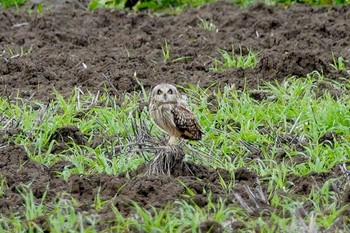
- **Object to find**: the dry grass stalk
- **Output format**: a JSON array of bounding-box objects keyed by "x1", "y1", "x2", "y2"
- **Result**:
[{"x1": 145, "y1": 145, "x2": 184, "y2": 176}]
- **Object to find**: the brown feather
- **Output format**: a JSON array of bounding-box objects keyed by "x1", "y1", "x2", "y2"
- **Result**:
[{"x1": 171, "y1": 102, "x2": 203, "y2": 140}]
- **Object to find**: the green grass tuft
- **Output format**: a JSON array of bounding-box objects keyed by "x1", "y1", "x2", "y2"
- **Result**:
[
  {"x1": 197, "y1": 16, "x2": 216, "y2": 31},
  {"x1": 0, "y1": 0, "x2": 26, "y2": 8},
  {"x1": 330, "y1": 52, "x2": 349, "y2": 71},
  {"x1": 210, "y1": 46, "x2": 258, "y2": 72},
  {"x1": 87, "y1": 0, "x2": 350, "y2": 12}
]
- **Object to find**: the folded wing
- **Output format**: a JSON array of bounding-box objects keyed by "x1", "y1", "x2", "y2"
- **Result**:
[{"x1": 171, "y1": 101, "x2": 203, "y2": 140}]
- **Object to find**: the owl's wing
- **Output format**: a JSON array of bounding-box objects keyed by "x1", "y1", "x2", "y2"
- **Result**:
[{"x1": 171, "y1": 100, "x2": 203, "y2": 140}]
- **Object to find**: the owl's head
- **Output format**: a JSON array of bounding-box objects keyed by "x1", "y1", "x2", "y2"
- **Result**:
[{"x1": 151, "y1": 84, "x2": 179, "y2": 103}]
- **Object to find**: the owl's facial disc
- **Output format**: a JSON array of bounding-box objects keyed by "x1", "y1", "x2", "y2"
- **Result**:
[{"x1": 153, "y1": 84, "x2": 177, "y2": 103}]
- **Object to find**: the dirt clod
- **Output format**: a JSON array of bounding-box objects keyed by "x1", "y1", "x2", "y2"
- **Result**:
[
  {"x1": 48, "y1": 125, "x2": 86, "y2": 153},
  {"x1": 198, "y1": 220, "x2": 223, "y2": 233}
]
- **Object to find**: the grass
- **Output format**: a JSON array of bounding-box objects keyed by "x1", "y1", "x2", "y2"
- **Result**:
[
  {"x1": 86, "y1": 0, "x2": 350, "y2": 12},
  {"x1": 159, "y1": 40, "x2": 192, "y2": 64},
  {"x1": 197, "y1": 16, "x2": 216, "y2": 31},
  {"x1": 210, "y1": 46, "x2": 258, "y2": 72},
  {"x1": 1, "y1": 71, "x2": 350, "y2": 231},
  {"x1": 0, "y1": 0, "x2": 26, "y2": 8},
  {"x1": 2, "y1": 45, "x2": 33, "y2": 61},
  {"x1": 1, "y1": 0, "x2": 349, "y2": 10},
  {"x1": 88, "y1": 0, "x2": 215, "y2": 12},
  {"x1": 330, "y1": 52, "x2": 349, "y2": 71},
  {"x1": 161, "y1": 39, "x2": 171, "y2": 63}
]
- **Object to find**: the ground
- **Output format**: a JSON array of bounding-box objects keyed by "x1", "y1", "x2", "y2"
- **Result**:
[
  {"x1": 1, "y1": 0, "x2": 350, "y2": 231},
  {"x1": 1, "y1": 1, "x2": 349, "y2": 101}
]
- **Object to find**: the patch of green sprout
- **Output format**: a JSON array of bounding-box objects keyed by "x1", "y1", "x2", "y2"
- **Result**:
[
  {"x1": 160, "y1": 41, "x2": 192, "y2": 64},
  {"x1": 161, "y1": 39, "x2": 171, "y2": 63},
  {"x1": 0, "y1": 86, "x2": 150, "y2": 176},
  {"x1": 88, "y1": 0, "x2": 125, "y2": 11},
  {"x1": 330, "y1": 52, "x2": 349, "y2": 71},
  {"x1": 171, "y1": 55, "x2": 192, "y2": 63},
  {"x1": 124, "y1": 45, "x2": 131, "y2": 57},
  {"x1": 159, "y1": 40, "x2": 192, "y2": 63},
  {"x1": 210, "y1": 46, "x2": 258, "y2": 72},
  {"x1": 27, "y1": 2, "x2": 44, "y2": 15},
  {"x1": 87, "y1": 0, "x2": 350, "y2": 12},
  {"x1": 1, "y1": 73, "x2": 350, "y2": 178},
  {"x1": 88, "y1": 0, "x2": 214, "y2": 12},
  {"x1": 131, "y1": 0, "x2": 215, "y2": 12},
  {"x1": 197, "y1": 16, "x2": 216, "y2": 31},
  {"x1": 0, "y1": 0, "x2": 27, "y2": 8},
  {"x1": 3, "y1": 45, "x2": 33, "y2": 60},
  {"x1": 0, "y1": 177, "x2": 8, "y2": 197},
  {"x1": 18, "y1": 184, "x2": 47, "y2": 222}
]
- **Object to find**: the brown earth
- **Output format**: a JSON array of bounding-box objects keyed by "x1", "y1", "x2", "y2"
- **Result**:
[
  {"x1": 1, "y1": 0, "x2": 350, "y2": 231},
  {"x1": 1, "y1": 1, "x2": 349, "y2": 101},
  {"x1": 0, "y1": 129, "x2": 347, "y2": 230}
]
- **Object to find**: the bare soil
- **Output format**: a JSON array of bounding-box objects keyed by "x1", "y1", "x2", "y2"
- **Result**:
[
  {"x1": 1, "y1": 1, "x2": 349, "y2": 101},
  {"x1": 1, "y1": 0, "x2": 350, "y2": 230}
]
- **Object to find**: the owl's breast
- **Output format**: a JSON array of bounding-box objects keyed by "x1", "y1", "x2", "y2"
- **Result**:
[
  {"x1": 156, "y1": 104, "x2": 173, "y2": 125},
  {"x1": 151, "y1": 103, "x2": 179, "y2": 135}
]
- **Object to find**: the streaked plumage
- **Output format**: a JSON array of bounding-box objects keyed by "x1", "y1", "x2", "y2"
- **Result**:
[{"x1": 149, "y1": 84, "x2": 203, "y2": 145}]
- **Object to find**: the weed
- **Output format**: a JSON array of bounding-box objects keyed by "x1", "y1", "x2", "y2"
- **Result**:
[
  {"x1": 197, "y1": 16, "x2": 216, "y2": 31},
  {"x1": 171, "y1": 55, "x2": 191, "y2": 63},
  {"x1": 3, "y1": 45, "x2": 33, "y2": 60},
  {"x1": 330, "y1": 52, "x2": 348, "y2": 71},
  {"x1": 132, "y1": 0, "x2": 215, "y2": 12},
  {"x1": 0, "y1": 0, "x2": 27, "y2": 8},
  {"x1": 161, "y1": 39, "x2": 171, "y2": 63},
  {"x1": 0, "y1": 177, "x2": 8, "y2": 197},
  {"x1": 18, "y1": 184, "x2": 47, "y2": 221},
  {"x1": 88, "y1": 0, "x2": 124, "y2": 11},
  {"x1": 210, "y1": 46, "x2": 258, "y2": 72}
]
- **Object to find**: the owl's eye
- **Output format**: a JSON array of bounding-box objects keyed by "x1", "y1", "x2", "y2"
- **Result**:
[
  {"x1": 157, "y1": 89, "x2": 162, "y2": 95},
  {"x1": 168, "y1": 89, "x2": 173, "y2": 94}
]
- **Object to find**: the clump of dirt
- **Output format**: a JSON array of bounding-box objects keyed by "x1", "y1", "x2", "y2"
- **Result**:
[
  {"x1": 249, "y1": 90, "x2": 275, "y2": 102},
  {"x1": 0, "y1": 128, "x2": 25, "y2": 145},
  {"x1": 1, "y1": 1, "x2": 349, "y2": 101},
  {"x1": 48, "y1": 125, "x2": 87, "y2": 153},
  {"x1": 275, "y1": 152, "x2": 309, "y2": 165},
  {"x1": 0, "y1": 145, "x2": 53, "y2": 215},
  {"x1": 288, "y1": 170, "x2": 337, "y2": 195},
  {"x1": 318, "y1": 131, "x2": 342, "y2": 147},
  {"x1": 313, "y1": 81, "x2": 345, "y2": 99},
  {"x1": 198, "y1": 220, "x2": 223, "y2": 233}
]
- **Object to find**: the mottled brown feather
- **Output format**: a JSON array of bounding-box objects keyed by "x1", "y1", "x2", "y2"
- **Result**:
[{"x1": 171, "y1": 102, "x2": 203, "y2": 140}]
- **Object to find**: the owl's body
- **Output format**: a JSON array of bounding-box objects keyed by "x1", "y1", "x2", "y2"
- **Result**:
[{"x1": 149, "y1": 84, "x2": 203, "y2": 145}]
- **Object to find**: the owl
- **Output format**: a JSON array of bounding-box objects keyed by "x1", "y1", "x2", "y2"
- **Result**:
[{"x1": 149, "y1": 83, "x2": 203, "y2": 145}]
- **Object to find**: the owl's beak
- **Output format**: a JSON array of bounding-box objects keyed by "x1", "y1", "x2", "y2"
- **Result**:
[{"x1": 163, "y1": 94, "x2": 167, "y2": 100}]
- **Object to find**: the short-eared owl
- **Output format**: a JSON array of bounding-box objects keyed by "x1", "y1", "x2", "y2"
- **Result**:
[{"x1": 149, "y1": 83, "x2": 203, "y2": 145}]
